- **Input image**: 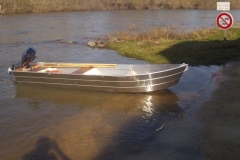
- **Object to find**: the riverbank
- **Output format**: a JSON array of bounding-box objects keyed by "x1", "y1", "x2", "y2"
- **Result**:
[
  {"x1": 105, "y1": 27, "x2": 240, "y2": 65},
  {"x1": 197, "y1": 61, "x2": 240, "y2": 159},
  {"x1": 0, "y1": 0, "x2": 240, "y2": 15}
]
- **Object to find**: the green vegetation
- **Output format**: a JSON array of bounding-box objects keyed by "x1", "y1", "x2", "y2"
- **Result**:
[
  {"x1": 105, "y1": 26, "x2": 240, "y2": 65},
  {"x1": 0, "y1": 0, "x2": 240, "y2": 14}
]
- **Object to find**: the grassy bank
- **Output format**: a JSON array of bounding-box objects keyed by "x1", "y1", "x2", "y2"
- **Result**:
[
  {"x1": 0, "y1": 0, "x2": 240, "y2": 14},
  {"x1": 105, "y1": 26, "x2": 240, "y2": 65}
]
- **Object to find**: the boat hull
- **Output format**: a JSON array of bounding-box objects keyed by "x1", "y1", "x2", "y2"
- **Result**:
[{"x1": 11, "y1": 63, "x2": 188, "y2": 93}]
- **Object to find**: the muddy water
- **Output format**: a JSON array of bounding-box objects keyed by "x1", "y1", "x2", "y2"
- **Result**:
[{"x1": 0, "y1": 10, "x2": 238, "y2": 160}]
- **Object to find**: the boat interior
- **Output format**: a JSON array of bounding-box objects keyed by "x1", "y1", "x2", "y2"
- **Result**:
[
  {"x1": 14, "y1": 62, "x2": 185, "y2": 77},
  {"x1": 29, "y1": 67, "x2": 139, "y2": 76}
]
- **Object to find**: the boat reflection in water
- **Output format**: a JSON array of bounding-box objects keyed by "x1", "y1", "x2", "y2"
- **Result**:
[
  {"x1": 15, "y1": 84, "x2": 181, "y2": 112},
  {"x1": 15, "y1": 85, "x2": 182, "y2": 160}
]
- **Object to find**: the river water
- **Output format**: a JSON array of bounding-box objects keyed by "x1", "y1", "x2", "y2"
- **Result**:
[{"x1": 0, "y1": 10, "x2": 240, "y2": 160}]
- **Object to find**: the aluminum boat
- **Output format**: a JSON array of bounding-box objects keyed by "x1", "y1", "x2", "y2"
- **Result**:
[{"x1": 11, "y1": 62, "x2": 188, "y2": 93}]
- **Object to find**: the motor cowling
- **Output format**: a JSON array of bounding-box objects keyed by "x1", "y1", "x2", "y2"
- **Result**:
[
  {"x1": 12, "y1": 47, "x2": 36, "y2": 70},
  {"x1": 21, "y1": 47, "x2": 36, "y2": 68},
  {"x1": 8, "y1": 47, "x2": 36, "y2": 74}
]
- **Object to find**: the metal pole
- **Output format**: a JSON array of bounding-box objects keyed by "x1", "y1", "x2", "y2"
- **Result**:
[
  {"x1": 224, "y1": 30, "x2": 227, "y2": 41},
  {"x1": 223, "y1": 7, "x2": 226, "y2": 41}
]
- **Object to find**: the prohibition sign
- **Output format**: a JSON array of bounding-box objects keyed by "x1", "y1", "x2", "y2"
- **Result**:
[{"x1": 216, "y1": 12, "x2": 234, "y2": 30}]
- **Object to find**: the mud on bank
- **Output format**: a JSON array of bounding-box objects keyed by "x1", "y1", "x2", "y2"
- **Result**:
[{"x1": 197, "y1": 61, "x2": 240, "y2": 159}]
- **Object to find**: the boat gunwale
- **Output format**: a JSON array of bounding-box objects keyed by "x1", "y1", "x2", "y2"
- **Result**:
[{"x1": 12, "y1": 63, "x2": 188, "y2": 78}]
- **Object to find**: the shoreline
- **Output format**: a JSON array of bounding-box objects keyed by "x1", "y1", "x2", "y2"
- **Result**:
[{"x1": 197, "y1": 61, "x2": 240, "y2": 159}]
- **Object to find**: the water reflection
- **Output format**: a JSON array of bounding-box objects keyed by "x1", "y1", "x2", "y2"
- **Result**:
[
  {"x1": 13, "y1": 85, "x2": 181, "y2": 159},
  {"x1": 141, "y1": 95, "x2": 154, "y2": 119},
  {"x1": 15, "y1": 85, "x2": 180, "y2": 112}
]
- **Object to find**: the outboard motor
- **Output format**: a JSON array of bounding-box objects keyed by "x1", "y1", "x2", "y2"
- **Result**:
[{"x1": 8, "y1": 47, "x2": 36, "y2": 74}]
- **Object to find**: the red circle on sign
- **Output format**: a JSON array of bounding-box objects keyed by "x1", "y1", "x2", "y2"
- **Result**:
[{"x1": 216, "y1": 12, "x2": 234, "y2": 30}]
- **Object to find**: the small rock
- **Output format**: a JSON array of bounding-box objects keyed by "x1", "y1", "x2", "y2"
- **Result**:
[
  {"x1": 97, "y1": 44, "x2": 106, "y2": 48},
  {"x1": 88, "y1": 41, "x2": 96, "y2": 47},
  {"x1": 96, "y1": 40, "x2": 104, "y2": 45},
  {"x1": 66, "y1": 41, "x2": 73, "y2": 44}
]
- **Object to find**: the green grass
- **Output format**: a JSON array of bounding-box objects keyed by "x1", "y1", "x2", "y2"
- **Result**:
[{"x1": 106, "y1": 28, "x2": 240, "y2": 65}]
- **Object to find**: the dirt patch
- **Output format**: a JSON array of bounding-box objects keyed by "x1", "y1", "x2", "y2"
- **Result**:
[{"x1": 197, "y1": 61, "x2": 240, "y2": 159}]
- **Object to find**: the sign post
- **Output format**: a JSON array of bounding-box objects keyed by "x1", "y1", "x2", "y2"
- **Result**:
[{"x1": 216, "y1": 2, "x2": 233, "y2": 41}]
